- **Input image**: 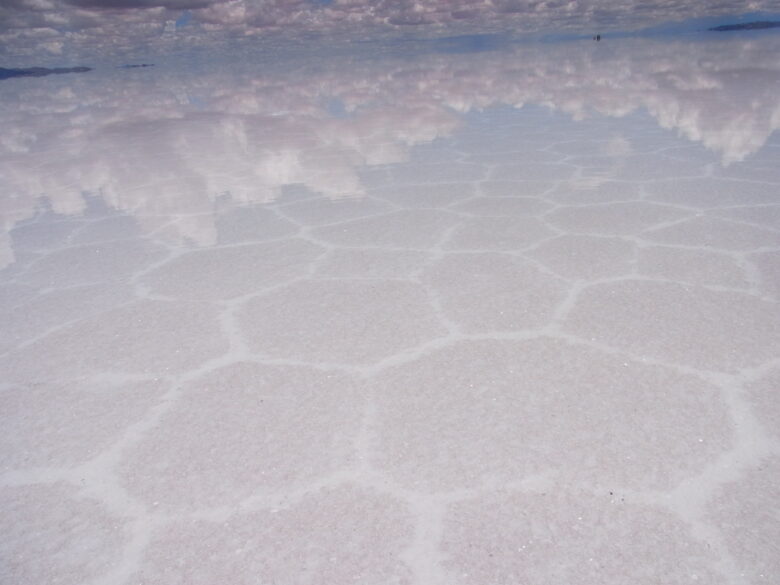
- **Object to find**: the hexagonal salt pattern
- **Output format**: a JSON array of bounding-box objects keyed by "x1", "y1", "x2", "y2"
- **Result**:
[
  {"x1": 562, "y1": 280, "x2": 780, "y2": 372},
  {"x1": 1, "y1": 379, "x2": 164, "y2": 468},
  {"x1": 527, "y1": 235, "x2": 635, "y2": 280},
  {"x1": 423, "y1": 254, "x2": 566, "y2": 333},
  {"x1": 1, "y1": 299, "x2": 229, "y2": 382},
  {"x1": 370, "y1": 338, "x2": 732, "y2": 492},
  {"x1": 120, "y1": 363, "x2": 363, "y2": 512},
  {"x1": 240, "y1": 279, "x2": 447, "y2": 365},
  {"x1": 442, "y1": 490, "x2": 729, "y2": 585},
  {"x1": 131, "y1": 486, "x2": 414, "y2": 585},
  {"x1": 0, "y1": 484, "x2": 128, "y2": 585},
  {"x1": 706, "y1": 457, "x2": 780, "y2": 585},
  {"x1": 744, "y1": 367, "x2": 780, "y2": 442},
  {"x1": 2, "y1": 57, "x2": 779, "y2": 585},
  {"x1": 20, "y1": 239, "x2": 167, "y2": 288},
  {"x1": 751, "y1": 251, "x2": 780, "y2": 300},
  {"x1": 140, "y1": 239, "x2": 323, "y2": 301}
]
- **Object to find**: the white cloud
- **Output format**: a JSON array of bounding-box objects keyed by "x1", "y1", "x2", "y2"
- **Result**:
[{"x1": 3, "y1": 0, "x2": 780, "y2": 63}]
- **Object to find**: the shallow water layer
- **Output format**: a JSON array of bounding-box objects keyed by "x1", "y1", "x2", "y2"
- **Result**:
[{"x1": 1, "y1": 35, "x2": 779, "y2": 585}]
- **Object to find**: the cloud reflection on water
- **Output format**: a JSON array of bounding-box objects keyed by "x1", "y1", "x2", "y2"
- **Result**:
[{"x1": 1, "y1": 35, "x2": 778, "y2": 267}]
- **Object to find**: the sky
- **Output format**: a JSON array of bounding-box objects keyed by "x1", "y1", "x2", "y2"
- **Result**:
[{"x1": 2, "y1": 0, "x2": 780, "y2": 64}]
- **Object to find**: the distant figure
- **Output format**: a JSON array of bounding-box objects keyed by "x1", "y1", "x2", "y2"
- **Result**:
[{"x1": 596, "y1": 34, "x2": 601, "y2": 41}]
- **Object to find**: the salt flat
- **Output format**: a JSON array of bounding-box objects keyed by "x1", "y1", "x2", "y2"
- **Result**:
[{"x1": 1, "y1": 36, "x2": 779, "y2": 585}]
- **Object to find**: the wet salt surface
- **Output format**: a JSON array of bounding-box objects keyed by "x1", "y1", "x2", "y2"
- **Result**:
[{"x1": 1, "y1": 35, "x2": 779, "y2": 585}]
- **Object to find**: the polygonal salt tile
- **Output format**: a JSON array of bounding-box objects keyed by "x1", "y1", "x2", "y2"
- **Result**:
[
  {"x1": 550, "y1": 136, "x2": 649, "y2": 156},
  {"x1": 20, "y1": 239, "x2": 167, "y2": 288},
  {"x1": 215, "y1": 206, "x2": 298, "y2": 244},
  {"x1": 121, "y1": 363, "x2": 361, "y2": 511},
  {"x1": 316, "y1": 249, "x2": 428, "y2": 279},
  {"x1": 466, "y1": 149, "x2": 563, "y2": 165},
  {"x1": 615, "y1": 153, "x2": 706, "y2": 180},
  {"x1": 311, "y1": 209, "x2": 457, "y2": 249},
  {"x1": 0, "y1": 245, "x2": 40, "y2": 277},
  {"x1": 546, "y1": 180, "x2": 641, "y2": 205},
  {"x1": 644, "y1": 178, "x2": 779, "y2": 208},
  {"x1": 141, "y1": 239, "x2": 323, "y2": 301},
  {"x1": 636, "y1": 246, "x2": 747, "y2": 288},
  {"x1": 0, "y1": 378, "x2": 164, "y2": 468},
  {"x1": 457, "y1": 128, "x2": 551, "y2": 156},
  {"x1": 714, "y1": 162, "x2": 780, "y2": 183},
  {"x1": 0, "y1": 299, "x2": 228, "y2": 382},
  {"x1": 0, "y1": 282, "x2": 36, "y2": 312},
  {"x1": 412, "y1": 144, "x2": 463, "y2": 163},
  {"x1": 279, "y1": 197, "x2": 393, "y2": 226},
  {"x1": 148, "y1": 213, "x2": 219, "y2": 248},
  {"x1": 0, "y1": 282, "x2": 134, "y2": 353},
  {"x1": 751, "y1": 251, "x2": 780, "y2": 299},
  {"x1": 492, "y1": 162, "x2": 575, "y2": 182},
  {"x1": 132, "y1": 486, "x2": 413, "y2": 585},
  {"x1": 424, "y1": 253, "x2": 566, "y2": 332},
  {"x1": 71, "y1": 215, "x2": 141, "y2": 244},
  {"x1": 9, "y1": 219, "x2": 85, "y2": 252},
  {"x1": 547, "y1": 202, "x2": 689, "y2": 236},
  {"x1": 451, "y1": 197, "x2": 551, "y2": 217},
  {"x1": 549, "y1": 139, "x2": 605, "y2": 156},
  {"x1": 480, "y1": 180, "x2": 554, "y2": 198},
  {"x1": 371, "y1": 338, "x2": 730, "y2": 491},
  {"x1": 0, "y1": 484, "x2": 128, "y2": 585},
  {"x1": 706, "y1": 457, "x2": 780, "y2": 585},
  {"x1": 445, "y1": 216, "x2": 555, "y2": 251},
  {"x1": 276, "y1": 183, "x2": 324, "y2": 204},
  {"x1": 241, "y1": 279, "x2": 446, "y2": 365},
  {"x1": 527, "y1": 235, "x2": 634, "y2": 280},
  {"x1": 388, "y1": 162, "x2": 486, "y2": 184},
  {"x1": 442, "y1": 490, "x2": 728, "y2": 585},
  {"x1": 744, "y1": 368, "x2": 780, "y2": 441},
  {"x1": 564, "y1": 280, "x2": 780, "y2": 372},
  {"x1": 0, "y1": 236, "x2": 16, "y2": 274},
  {"x1": 663, "y1": 144, "x2": 720, "y2": 164},
  {"x1": 356, "y1": 167, "x2": 392, "y2": 190},
  {"x1": 565, "y1": 153, "x2": 630, "y2": 169},
  {"x1": 370, "y1": 183, "x2": 475, "y2": 208},
  {"x1": 642, "y1": 217, "x2": 780, "y2": 251},
  {"x1": 709, "y1": 205, "x2": 780, "y2": 230}
]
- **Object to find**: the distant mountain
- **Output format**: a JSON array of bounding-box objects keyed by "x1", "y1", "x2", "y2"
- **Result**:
[
  {"x1": 709, "y1": 21, "x2": 780, "y2": 31},
  {"x1": 0, "y1": 66, "x2": 91, "y2": 80}
]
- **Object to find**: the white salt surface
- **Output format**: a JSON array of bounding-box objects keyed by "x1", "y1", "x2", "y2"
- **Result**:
[{"x1": 1, "y1": 36, "x2": 779, "y2": 585}]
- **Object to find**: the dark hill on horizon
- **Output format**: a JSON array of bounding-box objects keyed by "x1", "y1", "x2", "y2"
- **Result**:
[
  {"x1": 709, "y1": 21, "x2": 780, "y2": 31},
  {"x1": 0, "y1": 66, "x2": 91, "y2": 80}
]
